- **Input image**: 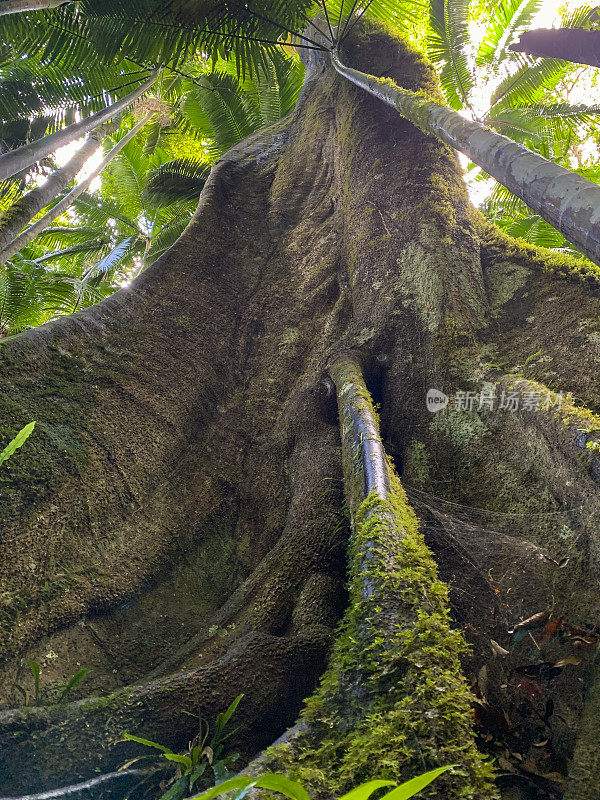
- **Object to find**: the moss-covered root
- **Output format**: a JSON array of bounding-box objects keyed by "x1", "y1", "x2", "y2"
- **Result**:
[
  {"x1": 329, "y1": 357, "x2": 390, "y2": 507},
  {"x1": 263, "y1": 357, "x2": 496, "y2": 799}
]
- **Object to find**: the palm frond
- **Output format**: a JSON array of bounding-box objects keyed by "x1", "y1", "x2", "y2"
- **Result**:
[
  {"x1": 476, "y1": 0, "x2": 541, "y2": 67},
  {"x1": 427, "y1": 0, "x2": 473, "y2": 110},
  {"x1": 145, "y1": 202, "x2": 195, "y2": 263},
  {"x1": 488, "y1": 101, "x2": 600, "y2": 144},
  {"x1": 85, "y1": 234, "x2": 140, "y2": 278},
  {"x1": 322, "y1": 0, "x2": 426, "y2": 41},
  {"x1": 144, "y1": 158, "x2": 210, "y2": 204},
  {"x1": 487, "y1": 54, "x2": 568, "y2": 113}
]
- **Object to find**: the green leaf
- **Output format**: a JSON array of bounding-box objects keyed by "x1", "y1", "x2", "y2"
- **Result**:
[
  {"x1": 24, "y1": 659, "x2": 40, "y2": 703},
  {"x1": 488, "y1": 56, "x2": 567, "y2": 113},
  {"x1": 189, "y1": 775, "x2": 257, "y2": 800},
  {"x1": 0, "y1": 422, "x2": 35, "y2": 467},
  {"x1": 338, "y1": 779, "x2": 396, "y2": 800},
  {"x1": 12, "y1": 683, "x2": 28, "y2": 705},
  {"x1": 380, "y1": 766, "x2": 455, "y2": 800},
  {"x1": 122, "y1": 733, "x2": 174, "y2": 754},
  {"x1": 476, "y1": 0, "x2": 542, "y2": 67},
  {"x1": 213, "y1": 693, "x2": 244, "y2": 747},
  {"x1": 427, "y1": 0, "x2": 474, "y2": 110},
  {"x1": 253, "y1": 774, "x2": 310, "y2": 800},
  {"x1": 189, "y1": 761, "x2": 207, "y2": 787},
  {"x1": 158, "y1": 775, "x2": 190, "y2": 800},
  {"x1": 214, "y1": 694, "x2": 244, "y2": 733},
  {"x1": 164, "y1": 753, "x2": 194, "y2": 770},
  {"x1": 57, "y1": 668, "x2": 92, "y2": 704}
]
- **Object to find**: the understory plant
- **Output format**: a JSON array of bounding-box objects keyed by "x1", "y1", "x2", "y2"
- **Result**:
[
  {"x1": 0, "y1": 421, "x2": 35, "y2": 466},
  {"x1": 123, "y1": 694, "x2": 244, "y2": 800},
  {"x1": 190, "y1": 765, "x2": 453, "y2": 800},
  {"x1": 12, "y1": 658, "x2": 90, "y2": 706}
]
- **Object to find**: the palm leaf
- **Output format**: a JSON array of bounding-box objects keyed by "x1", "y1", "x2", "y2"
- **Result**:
[
  {"x1": 144, "y1": 158, "x2": 210, "y2": 204},
  {"x1": 476, "y1": 0, "x2": 541, "y2": 67},
  {"x1": 487, "y1": 54, "x2": 568, "y2": 112},
  {"x1": 427, "y1": 0, "x2": 474, "y2": 110}
]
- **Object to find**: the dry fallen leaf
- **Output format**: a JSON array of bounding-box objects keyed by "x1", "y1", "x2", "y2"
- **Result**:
[
  {"x1": 491, "y1": 639, "x2": 510, "y2": 656},
  {"x1": 508, "y1": 610, "x2": 551, "y2": 635},
  {"x1": 478, "y1": 664, "x2": 488, "y2": 697},
  {"x1": 554, "y1": 655, "x2": 581, "y2": 668},
  {"x1": 498, "y1": 757, "x2": 515, "y2": 772},
  {"x1": 538, "y1": 616, "x2": 563, "y2": 645}
]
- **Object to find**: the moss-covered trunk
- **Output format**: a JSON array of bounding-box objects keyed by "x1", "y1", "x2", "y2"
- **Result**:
[{"x1": 1, "y1": 20, "x2": 600, "y2": 800}]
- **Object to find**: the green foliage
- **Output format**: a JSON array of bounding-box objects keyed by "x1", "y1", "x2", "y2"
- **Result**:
[
  {"x1": 190, "y1": 766, "x2": 453, "y2": 800},
  {"x1": 476, "y1": 0, "x2": 541, "y2": 68},
  {"x1": 179, "y1": 49, "x2": 304, "y2": 160},
  {"x1": 0, "y1": 44, "x2": 305, "y2": 312},
  {"x1": 318, "y1": 0, "x2": 427, "y2": 45},
  {"x1": 57, "y1": 668, "x2": 92, "y2": 704},
  {"x1": 0, "y1": 255, "x2": 119, "y2": 336},
  {"x1": 123, "y1": 694, "x2": 244, "y2": 800},
  {"x1": 0, "y1": 0, "x2": 314, "y2": 86},
  {"x1": 12, "y1": 658, "x2": 91, "y2": 707},
  {"x1": 427, "y1": 0, "x2": 473, "y2": 110},
  {"x1": 144, "y1": 159, "x2": 211, "y2": 204},
  {"x1": 0, "y1": 421, "x2": 35, "y2": 466}
]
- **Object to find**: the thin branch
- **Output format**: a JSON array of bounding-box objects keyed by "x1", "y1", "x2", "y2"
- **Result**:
[
  {"x1": 198, "y1": 30, "x2": 326, "y2": 51},
  {"x1": 337, "y1": 0, "x2": 346, "y2": 36},
  {"x1": 338, "y1": 0, "x2": 361, "y2": 43},
  {"x1": 224, "y1": 0, "x2": 326, "y2": 51},
  {"x1": 297, "y1": 8, "x2": 333, "y2": 46},
  {"x1": 320, "y1": 0, "x2": 336, "y2": 44}
]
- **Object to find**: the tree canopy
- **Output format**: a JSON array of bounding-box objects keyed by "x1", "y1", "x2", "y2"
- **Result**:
[{"x1": 1, "y1": 0, "x2": 600, "y2": 335}]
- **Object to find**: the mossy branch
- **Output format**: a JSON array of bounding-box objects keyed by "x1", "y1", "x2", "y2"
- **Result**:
[
  {"x1": 331, "y1": 50, "x2": 600, "y2": 268},
  {"x1": 263, "y1": 358, "x2": 497, "y2": 799}
]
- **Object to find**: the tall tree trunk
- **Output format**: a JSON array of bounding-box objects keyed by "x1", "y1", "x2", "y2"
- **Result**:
[
  {"x1": 0, "y1": 74, "x2": 156, "y2": 183},
  {"x1": 510, "y1": 28, "x2": 600, "y2": 67},
  {"x1": 0, "y1": 0, "x2": 69, "y2": 14},
  {"x1": 0, "y1": 20, "x2": 599, "y2": 800},
  {"x1": 329, "y1": 50, "x2": 600, "y2": 266},
  {"x1": 0, "y1": 113, "x2": 153, "y2": 264},
  {"x1": 0, "y1": 121, "x2": 119, "y2": 255}
]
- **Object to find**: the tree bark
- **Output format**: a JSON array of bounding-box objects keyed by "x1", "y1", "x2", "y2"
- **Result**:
[
  {"x1": 0, "y1": 0, "x2": 70, "y2": 14},
  {"x1": 510, "y1": 28, "x2": 600, "y2": 68},
  {"x1": 0, "y1": 113, "x2": 153, "y2": 264},
  {"x1": 0, "y1": 74, "x2": 156, "y2": 183},
  {"x1": 0, "y1": 19, "x2": 599, "y2": 800},
  {"x1": 330, "y1": 49, "x2": 600, "y2": 267}
]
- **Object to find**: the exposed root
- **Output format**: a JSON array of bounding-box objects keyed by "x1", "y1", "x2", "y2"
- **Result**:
[
  {"x1": 0, "y1": 629, "x2": 331, "y2": 793},
  {"x1": 259, "y1": 358, "x2": 496, "y2": 800}
]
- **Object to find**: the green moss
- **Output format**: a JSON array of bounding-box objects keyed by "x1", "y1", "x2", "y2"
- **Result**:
[
  {"x1": 266, "y1": 472, "x2": 496, "y2": 799},
  {"x1": 478, "y1": 218, "x2": 600, "y2": 293},
  {"x1": 279, "y1": 327, "x2": 300, "y2": 346},
  {"x1": 403, "y1": 440, "x2": 431, "y2": 489}
]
